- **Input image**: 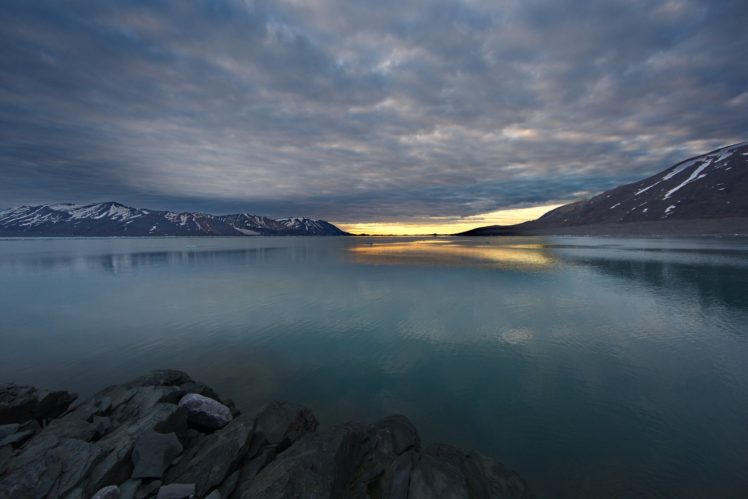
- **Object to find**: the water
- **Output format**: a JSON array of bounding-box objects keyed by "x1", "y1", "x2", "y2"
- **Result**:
[{"x1": 1, "y1": 236, "x2": 747, "y2": 497}]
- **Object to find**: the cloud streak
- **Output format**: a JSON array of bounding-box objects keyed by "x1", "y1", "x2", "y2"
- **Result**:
[{"x1": 1, "y1": 0, "x2": 746, "y2": 221}]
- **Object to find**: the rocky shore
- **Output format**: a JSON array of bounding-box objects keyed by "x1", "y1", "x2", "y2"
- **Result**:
[{"x1": 0, "y1": 370, "x2": 532, "y2": 499}]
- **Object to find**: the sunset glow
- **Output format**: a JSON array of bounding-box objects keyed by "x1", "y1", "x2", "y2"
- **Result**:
[{"x1": 337, "y1": 203, "x2": 564, "y2": 235}]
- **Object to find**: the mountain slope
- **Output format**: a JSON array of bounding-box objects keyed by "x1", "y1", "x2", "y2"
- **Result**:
[
  {"x1": 461, "y1": 141, "x2": 748, "y2": 236},
  {"x1": 0, "y1": 202, "x2": 348, "y2": 236}
]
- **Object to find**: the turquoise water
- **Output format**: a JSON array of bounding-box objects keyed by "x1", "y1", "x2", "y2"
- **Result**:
[{"x1": 1, "y1": 236, "x2": 747, "y2": 497}]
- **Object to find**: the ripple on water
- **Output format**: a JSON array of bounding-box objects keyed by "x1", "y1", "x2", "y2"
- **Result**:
[{"x1": 500, "y1": 328, "x2": 534, "y2": 345}]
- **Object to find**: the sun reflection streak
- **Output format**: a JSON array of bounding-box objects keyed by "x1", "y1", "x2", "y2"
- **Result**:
[{"x1": 348, "y1": 240, "x2": 556, "y2": 269}]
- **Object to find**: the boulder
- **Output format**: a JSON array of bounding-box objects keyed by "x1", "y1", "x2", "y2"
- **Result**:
[
  {"x1": 156, "y1": 482, "x2": 195, "y2": 499},
  {"x1": 84, "y1": 403, "x2": 186, "y2": 495},
  {"x1": 91, "y1": 484, "x2": 120, "y2": 499},
  {"x1": 0, "y1": 436, "x2": 104, "y2": 498},
  {"x1": 408, "y1": 444, "x2": 533, "y2": 499},
  {"x1": 248, "y1": 401, "x2": 318, "y2": 453},
  {"x1": 239, "y1": 424, "x2": 356, "y2": 499},
  {"x1": 131, "y1": 430, "x2": 183, "y2": 479},
  {"x1": 178, "y1": 394, "x2": 232, "y2": 430},
  {"x1": 117, "y1": 479, "x2": 141, "y2": 499},
  {"x1": 0, "y1": 383, "x2": 76, "y2": 424},
  {"x1": 164, "y1": 415, "x2": 253, "y2": 497}
]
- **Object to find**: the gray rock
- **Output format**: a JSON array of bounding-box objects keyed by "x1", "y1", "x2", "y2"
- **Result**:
[
  {"x1": 249, "y1": 400, "x2": 317, "y2": 454},
  {"x1": 178, "y1": 393, "x2": 232, "y2": 430},
  {"x1": 239, "y1": 424, "x2": 356, "y2": 499},
  {"x1": 0, "y1": 383, "x2": 77, "y2": 424},
  {"x1": 91, "y1": 484, "x2": 120, "y2": 499},
  {"x1": 85, "y1": 403, "x2": 186, "y2": 495},
  {"x1": 131, "y1": 430, "x2": 183, "y2": 479},
  {"x1": 118, "y1": 479, "x2": 141, "y2": 499},
  {"x1": 332, "y1": 415, "x2": 420, "y2": 499},
  {"x1": 134, "y1": 479, "x2": 161, "y2": 499},
  {"x1": 0, "y1": 445, "x2": 12, "y2": 475},
  {"x1": 129, "y1": 370, "x2": 194, "y2": 388},
  {"x1": 205, "y1": 491, "x2": 222, "y2": 499},
  {"x1": 0, "y1": 428, "x2": 35, "y2": 448},
  {"x1": 408, "y1": 444, "x2": 533, "y2": 499},
  {"x1": 165, "y1": 415, "x2": 253, "y2": 497},
  {"x1": 0, "y1": 436, "x2": 104, "y2": 498},
  {"x1": 0, "y1": 424, "x2": 19, "y2": 440},
  {"x1": 156, "y1": 482, "x2": 195, "y2": 499},
  {"x1": 217, "y1": 469, "x2": 240, "y2": 498},
  {"x1": 0, "y1": 421, "x2": 38, "y2": 448}
]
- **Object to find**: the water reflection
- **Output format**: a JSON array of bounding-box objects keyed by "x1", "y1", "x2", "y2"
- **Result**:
[
  {"x1": 1, "y1": 236, "x2": 748, "y2": 498},
  {"x1": 348, "y1": 239, "x2": 556, "y2": 269}
]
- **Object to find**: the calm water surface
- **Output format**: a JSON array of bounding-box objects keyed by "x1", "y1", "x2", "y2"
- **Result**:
[{"x1": 1, "y1": 236, "x2": 748, "y2": 497}]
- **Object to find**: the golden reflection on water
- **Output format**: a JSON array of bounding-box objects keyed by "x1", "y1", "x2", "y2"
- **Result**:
[{"x1": 348, "y1": 239, "x2": 556, "y2": 269}]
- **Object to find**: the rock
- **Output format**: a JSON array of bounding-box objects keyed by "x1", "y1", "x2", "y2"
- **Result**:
[
  {"x1": 178, "y1": 393, "x2": 232, "y2": 430},
  {"x1": 0, "y1": 436, "x2": 104, "y2": 498},
  {"x1": 131, "y1": 430, "x2": 183, "y2": 479},
  {"x1": 134, "y1": 479, "x2": 161, "y2": 499},
  {"x1": 0, "y1": 383, "x2": 77, "y2": 424},
  {"x1": 85, "y1": 403, "x2": 186, "y2": 495},
  {"x1": 0, "y1": 445, "x2": 12, "y2": 475},
  {"x1": 165, "y1": 415, "x2": 253, "y2": 497},
  {"x1": 156, "y1": 482, "x2": 195, "y2": 499},
  {"x1": 332, "y1": 415, "x2": 420, "y2": 498},
  {"x1": 249, "y1": 400, "x2": 318, "y2": 454},
  {"x1": 0, "y1": 371, "x2": 534, "y2": 499},
  {"x1": 408, "y1": 444, "x2": 533, "y2": 499},
  {"x1": 91, "y1": 484, "x2": 120, "y2": 499},
  {"x1": 118, "y1": 479, "x2": 141, "y2": 499},
  {"x1": 239, "y1": 424, "x2": 356, "y2": 499},
  {"x1": 217, "y1": 469, "x2": 240, "y2": 498},
  {"x1": 129, "y1": 370, "x2": 194, "y2": 388},
  {"x1": 0, "y1": 424, "x2": 19, "y2": 440},
  {"x1": 0, "y1": 422, "x2": 38, "y2": 448},
  {"x1": 0, "y1": 427, "x2": 35, "y2": 448}
]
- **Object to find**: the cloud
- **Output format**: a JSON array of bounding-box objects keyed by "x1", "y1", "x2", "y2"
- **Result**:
[{"x1": 1, "y1": 0, "x2": 746, "y2": 221}]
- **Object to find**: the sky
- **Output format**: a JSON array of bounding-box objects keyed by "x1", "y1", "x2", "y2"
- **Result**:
[{"x1": 1, "y1": 0, "x2": 747, "y2": 234}]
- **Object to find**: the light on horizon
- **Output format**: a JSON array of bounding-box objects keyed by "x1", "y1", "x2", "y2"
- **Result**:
[{"x1": 337, "y1": 203, "x2": 564, "y2": 235}]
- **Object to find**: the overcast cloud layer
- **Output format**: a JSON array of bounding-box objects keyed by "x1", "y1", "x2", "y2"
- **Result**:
[{"x1": 1, "y1": 0, "x2": 747, "y2": 221}]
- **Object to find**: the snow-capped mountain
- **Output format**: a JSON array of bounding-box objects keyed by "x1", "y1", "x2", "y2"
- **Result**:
[
  {"x1": 0, "y1": 202, "x2": 348, "y2": 236},
  {"x1": 462, "y1": 141, "x2": 748, "y2": 235}
]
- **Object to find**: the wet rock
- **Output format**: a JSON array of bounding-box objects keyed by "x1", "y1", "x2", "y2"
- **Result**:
[
  {"x1": 91, "y1": 484, "x2": 120, "y2": 499},
  {"x1": 0, "y1": 383, "x2": 77, "y2": 424},
  {"x1": 205, "y1": 491, "x2": 222, "y2": 499},
  {"x1": 178, "y1": 393, "x2": 232, "y2": 430},
  {"x1": 165, "y1": 415, "x2": 253, "y2": 497},
  {"x1": 156, "y1": 482, "x2": 195, "y2": 499},
  {"x1": 131, "y1": 430, "x2": 183, "y2": 479}
]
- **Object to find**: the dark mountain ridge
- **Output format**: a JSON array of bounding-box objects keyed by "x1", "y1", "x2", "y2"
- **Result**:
[
  {"x1": 0, "y1": 202, "x2": 348, "y2": 236},
  {"x1": 461, "y1": 141, "x2": 748, "y2": 236}
]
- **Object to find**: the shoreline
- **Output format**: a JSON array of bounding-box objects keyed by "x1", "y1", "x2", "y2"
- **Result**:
[{"x1": 0, "y1": 370, "x2": 533, "y2": 499}]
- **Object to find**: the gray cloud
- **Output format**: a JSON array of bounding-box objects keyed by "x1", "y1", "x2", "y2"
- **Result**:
[{"x1": 1, "y1": 0, "x2": 746, "y2": 221}]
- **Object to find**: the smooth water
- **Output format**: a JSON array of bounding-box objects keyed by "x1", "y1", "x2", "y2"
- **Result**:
[{"x1": 1, "y1": 236, "x2": 748, "y2": 497}]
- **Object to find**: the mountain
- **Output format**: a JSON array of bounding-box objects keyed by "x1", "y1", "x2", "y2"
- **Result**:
[
  {"x1": 461, "y1": 141, "x2": 748, "y2": 236},
  {"x1": 0, "y1": 202, "x2": 348, "y2": 237}
]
